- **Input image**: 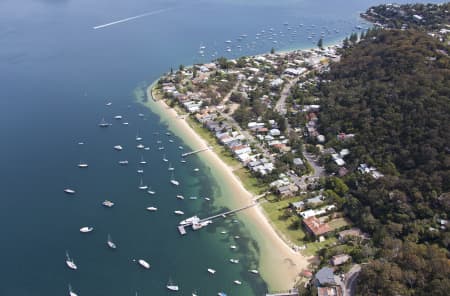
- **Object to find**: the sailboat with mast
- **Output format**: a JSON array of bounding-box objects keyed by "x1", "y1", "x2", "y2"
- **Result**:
[
  {"x1": 68, "y1": 284, "x2": 78, "y2": 296},
  {"x1": 170, "y1": 172, "x2": 179, "y2": 186},
  {"x1": 65, "y1": 251, "x2": 77, "y2": 270},
  {"x1": 107, "y1": 234, "x2": 117, "y2": 249},
  {"x1": 98, "y1": 117, "x2": 111, "y2": 127},
  {"x1": 138, "y1": 178, "x2": 148, "y2": 190}
]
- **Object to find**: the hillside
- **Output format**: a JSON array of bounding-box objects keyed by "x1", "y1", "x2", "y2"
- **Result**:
[{"x1": 317, "y1": 29, "x2": 450, "y2": 295}]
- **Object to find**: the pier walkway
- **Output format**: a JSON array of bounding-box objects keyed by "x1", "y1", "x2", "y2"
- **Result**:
[
  {"x1": 177, "y1": 193, "x2": 268, "y2": 235},
  {"x1": 181, "y1": 146, "x2": 210, "y2": 158}
]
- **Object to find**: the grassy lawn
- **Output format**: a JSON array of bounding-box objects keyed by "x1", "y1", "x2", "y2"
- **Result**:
[
  {"x1": 261, "y1": 196, "x2": 307, "y2": 245},
  {"x1": 234, "y1": 167, "x2": 267, "y2": 195},
  {"x1": 303, "y1": 237, "x2": 338, "y2": 256},
  {"x1": 328, "y1": 217, "x2": 352, "y2": 231}
]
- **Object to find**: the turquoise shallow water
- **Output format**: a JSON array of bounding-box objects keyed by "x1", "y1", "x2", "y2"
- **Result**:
[{"x1": 0, "y1": 0, "x2": 443, "y2": 295}]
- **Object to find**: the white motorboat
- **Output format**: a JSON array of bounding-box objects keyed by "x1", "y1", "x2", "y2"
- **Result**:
[
  {"x1": 162, "y1": 155, "x2": 168, "y2": 162},
  {"x1": 137, "y1": 169, "x2": 144, "y2": 174},
  {"x1": 234, "y1": 236, "x2": 240, "y2": 239},
  {"x1": 180, "y1": 159, "x2": 186, "y2": 163},
  {"x1": 139, "y1": 156, "x2": 147, "y2": 165},
  {"x1": 78, "y1": 163, "x2": 88, "y2": 168},
  {"x1": 168, "y1": 163, "x2": 174, "y2": 171},
  {"x1": 138, "y1": 259, "x2": 150, "y2": 269},
  {"x1": 220, "y1": 231, "x2": 227, "y2": 234},
  {"x1": 178, "y1": 146, "x2": 183, "y2": 150},
  {"x1": 176, "y1": 195, "x2": 185, "y2": 200},
  {"x1": 234, "y1": 280, "x2": 242, "y2": 285},
  {"x1": 65, "y1": 251, "x2": 77, "y2": 270},
  {"x1": 136, "y1": 144, "x2": 145, "y2": 149},
  {"x1": 105, "y1": 102, "x2": 112, "y2": 106},
  {"x1": 207, "y1": 268, "x2": 216, "y2": 274},
  {"x1": 179, "y1": 216, "x2": 199, "y2": 226},
  {"x1": 107, "y1": 234, "x2": 117, "y2": 249},
  {"x1": 146, "y1": 207, "x2": 158, "y2": 212},
  {"x1": 68, "y1": 284, "x2": 78, "y2": 296},
  {"x1": 102, "y1": 200, "x2": 114, "y2": 207},
  {"x1": 230, "y1": 245, "x2": 237, "y2": 249},
  {"x1": 79, "y1": 226, "x2": 94, "y2": 233},
  {"x1": 64, "y1": 188, "x2": 76, "y2": 195},
  {"x1": 118, "y1": 160, "x2": 129, "y2": 165},
  {"x1": 114, "y1": 115, "x2": 122, "y2": 120},
  {"x1": 169, "y1": 139, "x2": 174, "y2": 143},
  {"x1": 249, "y1": 269, "x2": 259, "y2": 274},
  {"x1": 229, "y1": 259, "x2": 239, "y2": 264},
  {"x1": 122, "y1": 122, "x2": 129, "y2": 125},
  {"x1": 114, "y1": 145, "x2": 123, "y2": 151},
  {"x1": 147, "y1": 188, "x2": 155, "y2": 195},
  {"x1": 138, "y1": 113, "x2": 144, "y2": 117},
  {"x1": 170, "y1": 179, "x2": 179, "y2": 186},
  {"x1": 144, "y1": 147, "x2": 150, "y2": 150},
  {"x1": 158, "y1": 146, "x2": 165, "y2": 150},
  {"x1": 138, "y1": 178, "x2": 148, "y2": 190},
  {"x1": 194, "y1": 168, "x2": 199, "y2": 172},
  {"x1": 204, "y1": 197, "x2": 211, "y2": 201},
  {"x1": 174, "y1": 210, "x2": 184, "y2": 215}
]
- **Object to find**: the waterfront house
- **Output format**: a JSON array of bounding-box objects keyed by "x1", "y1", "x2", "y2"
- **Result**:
[{"x1": 303, "y1": 216, "x2": 331, "y2": 237}]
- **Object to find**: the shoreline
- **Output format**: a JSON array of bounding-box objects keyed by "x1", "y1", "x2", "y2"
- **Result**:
[{"x1": 143, "y1": 83, "x2": 313, "y2": 291}]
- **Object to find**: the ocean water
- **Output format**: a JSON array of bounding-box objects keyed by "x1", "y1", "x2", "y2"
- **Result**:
[{"x1": 0, "y1": 0, "x2": 443, "y2": 295}]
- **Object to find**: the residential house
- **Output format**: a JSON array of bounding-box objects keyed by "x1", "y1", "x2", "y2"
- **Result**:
[
  {"x1": 303, "y1": 216, "x2": 331, "y2": 237},
  {"x1": 331, "y1": 254, "x2": 351, "y2": 266}
]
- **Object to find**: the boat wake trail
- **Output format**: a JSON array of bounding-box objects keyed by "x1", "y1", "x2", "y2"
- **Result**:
[{"x1": 93, "y1": 8, "x2": 171, "y2": 30}]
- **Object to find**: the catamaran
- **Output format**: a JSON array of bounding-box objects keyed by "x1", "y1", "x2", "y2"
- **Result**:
[
  {"x1": 64, "y1": 188, "x2": 76, "y2": 195},
  {"x1": 107, "y1": 234, "x2": 117, "y2": 249},
  {"x1": 79, "y1": 226, "x2": 94, "y2": 233},
  {"x1": 65, "y1": 251, "x2": 77, "y2": 270},
  {"x1": 138, "y1": 259, "x2": 150, "y2": 269},
  {"x1": 138, "y1": 178, "x2": 148, "y2": 190}
]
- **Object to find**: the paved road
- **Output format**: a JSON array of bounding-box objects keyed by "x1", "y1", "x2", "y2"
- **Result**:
[
  {"x1": 274, "y1": 77, "x2": 300, "y2": 115},
  {"x1": 344, "y1": 264, "x2": 361, "y2": 296}
]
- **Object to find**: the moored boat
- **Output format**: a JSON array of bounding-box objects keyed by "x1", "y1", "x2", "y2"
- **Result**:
[
  {"x1": 174, "y1": 210, "x2": 184, "y2": 215},
  {"x1": 146, "y1": 206, "x2": 158, "y2": 211},
  {"x1": 107, "y1": 234, "x2": 117, "y2": 249},
  {"x1": 79, "y1": 226, "x2": 94, "y2": 233},
  {"x1": 207, "y1": 268, "x2": 216, "y2": 274},
  {"x1": 65, "y1": 251, "x2": 77, "y2": 270},
  {"x1": 102, "y1": 200, "x2": 114, "y2": 207},
  {"x1": 113, "y1": 145, "x2": 123, "y2": 151},
  {"x1": 64, "y1": 188, "x2": 76, "y2": 195},
  {"x1": 138, "y1": 259, "x2": 150, "y2": 269}
]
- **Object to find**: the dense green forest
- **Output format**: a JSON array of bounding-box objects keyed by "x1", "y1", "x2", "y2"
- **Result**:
[
  {"x1": 318, "y1": 29, "x2": 450, "y2": 295},
  {"x1": 362, "y1": 2, "x2": 450, "y2": 31}
]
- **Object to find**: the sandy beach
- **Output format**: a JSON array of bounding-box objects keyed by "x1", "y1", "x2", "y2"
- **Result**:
[{"x1": 144, "y1": 85, "x2": 313, "y2": 291}]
